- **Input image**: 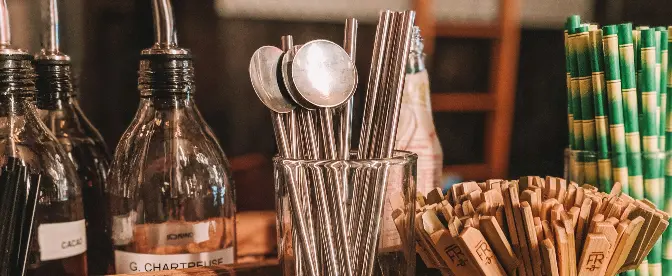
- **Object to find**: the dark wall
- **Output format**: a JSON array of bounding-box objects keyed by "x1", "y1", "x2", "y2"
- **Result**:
[{"x1": 78, "y1": 1, "x2": 573, "y2": 209}]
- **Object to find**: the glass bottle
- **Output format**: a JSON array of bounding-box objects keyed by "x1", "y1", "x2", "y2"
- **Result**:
[
  {"x1": 395, "y1": 26, "x2": 444, "y2": 194},
  {"x1": 34, "y1": 0, "x2": 112, "y2": 274},
  {"x1": 0, "y1": 2, "x2": 87, "y2": 275},
  {"x1": 106, "y1": 0, "x2": 236, "y2": 273}
]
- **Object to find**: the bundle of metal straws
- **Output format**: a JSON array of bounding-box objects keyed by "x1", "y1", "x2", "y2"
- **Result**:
[{"x1": 249, "y1": 10, "x2": 416, "y2": 276}]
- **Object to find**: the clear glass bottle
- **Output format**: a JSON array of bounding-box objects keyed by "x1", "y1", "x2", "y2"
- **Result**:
[
  {"x1": 106, "y1": 0, "x2": 236, "y2": 273},
  {"x1": 34, "y1": 0, "x2": 113, "y2": 273},
  {"x1": 0, "y1": 3, "x2": 87, "y2": 274},
  {"x1": 395, "y1": 26, "x2": 444, "y2": 194}
]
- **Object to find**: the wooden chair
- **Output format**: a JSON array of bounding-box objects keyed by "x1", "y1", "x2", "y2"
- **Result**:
[{"x1": 413, "y1": 0, "x2": 521, "y2": 180}]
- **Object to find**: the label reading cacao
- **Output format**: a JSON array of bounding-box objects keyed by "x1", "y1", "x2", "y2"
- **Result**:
[
  {"x1": 114, "y1": 247, "x2": 234, "y2": 273},
  {"x1": 37, "y1": 219, "x2": 87, "y2": 261}
]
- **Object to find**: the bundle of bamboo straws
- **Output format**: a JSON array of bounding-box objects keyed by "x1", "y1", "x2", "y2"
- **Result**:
[
  {"x1": 392, "y1": 176, "x2": 668, "y2": 276},
  {"x1": 563, "y1": 15, "x2": 672, "y2": 274}
]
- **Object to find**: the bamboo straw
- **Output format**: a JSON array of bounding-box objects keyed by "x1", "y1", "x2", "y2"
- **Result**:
[
  {"x1": 640, "y1": 29, "x2": 662, "y2": 206},
  {"x1": 566, "y1": 15, "x2": 580, "y2": 151},
  {"x1": 656, "y1": 28, "x2": 664, "y2": 150},
  {"x1": 635, "y1": 28, "x2": 644, "y2": 119},
  {"x1": 603, "y1": 25, "x2": 630, "y2": 195},
  {"x1": 663, "y1": 26, "x2": 672, "y2": 276},
  {"x1": 589, "y1": 29, "x2": 614, "y2": 192},
  {"x1": 568, "y1": 22, "x2": 586, "y2": 183},
  {"x1": 658, "y1": 27, "x2": 668, "y2": 190},
  {"x1": 656, "y1": 27, "x2": 669, "y2": 276},
  {"x1": 576, "y1": 25, "x2": 599, "y2": 186},
  {"x1": 618, "y1": 23, "x2": 644, "y2": 199},
  {"x1": 641, "y1": 28, "x2": 663, "y2": 275}
]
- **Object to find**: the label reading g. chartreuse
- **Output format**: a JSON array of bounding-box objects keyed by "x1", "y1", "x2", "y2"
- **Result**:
[{"x1": 114, "y1": 247, "x2": 234, "y2": 273}]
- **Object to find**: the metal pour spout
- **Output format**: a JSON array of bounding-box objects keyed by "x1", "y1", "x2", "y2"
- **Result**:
[
  {"x1": 40, "y1": 0, "x2": 60, "y2": 55},
  {"x1": 0, "y1": 0, "x2": 10, "y2": 48},
  {"x1": 143, "y1": 0, "x2": 187, "y2": 55},
  {"x1": 35, "y1": 0, "x2": 68, "y2": 60},
  {"x1": 152, "y1": 0, "x2": 177, "y2": 49},
  {"x1": 0, "y1": 0, "x2": 26, "y2": 55}
]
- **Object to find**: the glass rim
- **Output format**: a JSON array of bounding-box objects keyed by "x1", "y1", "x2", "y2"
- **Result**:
[{"x1": 272, "y1": 150, "x2": 418, "y2": 164}]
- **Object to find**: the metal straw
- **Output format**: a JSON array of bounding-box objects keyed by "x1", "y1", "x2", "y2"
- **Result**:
[
  {"x1": 338, "y1": 18, "x2": 358, "y2": 161},
  {"x1": 362, "y1": 12, "x2": 415, "y2": 276},
  {"x1": 348, "y1": 11, "x2": 392, "y2": 246},
  {"x1": 352, "y1": 13, "x2": 399, "y2": 271}
]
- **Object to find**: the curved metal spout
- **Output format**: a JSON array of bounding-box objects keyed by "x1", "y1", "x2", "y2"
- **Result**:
[
  {"x1": 41, "y1": 0, "x2": 60, "y2": 54},
  {"x1": 152, "y1": 0, "x2": 177, "y2": 48},
  {"x1": 0, "y1": 0, "x2": 11, "y2": 47}
]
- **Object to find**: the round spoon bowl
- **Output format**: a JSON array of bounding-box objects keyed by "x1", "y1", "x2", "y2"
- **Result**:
[
  {"x1": 290, "y1": 40, "x2": 357, "y2": 109},
  {"x1": 249, "y1": 46, "x2": 295, "y2": 113}
]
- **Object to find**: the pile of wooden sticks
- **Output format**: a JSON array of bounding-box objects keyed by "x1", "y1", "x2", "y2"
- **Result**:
[{"x1": 391, "y1": 176, "x2": 669, "y2": 276}]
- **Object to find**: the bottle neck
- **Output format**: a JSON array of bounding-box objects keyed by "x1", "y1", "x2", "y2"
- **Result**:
[
  {"x1": 0, "y1": 55, "x2": 37, "y2": 98},
  {"x1": 0, "y1": 55, "x2": 37, "y2": 116},
  {"x1": 143, "y1": 93, "x2": 195, "y2": 110},
  {"x1": 138, "y1": 54, "x2": 195, "y2": 97},
  {"x1": 34, "y1": 60, "x2": 76, "y2": 110},
  {"x1": 0, "y1": 94, "x2": 33, "y2": 117}
]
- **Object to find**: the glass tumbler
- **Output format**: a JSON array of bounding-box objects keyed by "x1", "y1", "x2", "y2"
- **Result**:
[{"x1": 273, "y1": 151, "x2": 417, "y2": 276}]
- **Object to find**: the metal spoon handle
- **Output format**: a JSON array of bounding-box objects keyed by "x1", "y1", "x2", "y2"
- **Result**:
[
  {"x1": 299, "y1": 110, "x2": 339, "y2": 273},
  {"x1": 271, "y1": 112, "x2": 319, "y2": 276}
]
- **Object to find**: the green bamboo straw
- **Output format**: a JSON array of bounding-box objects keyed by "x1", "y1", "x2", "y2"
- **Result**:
[
  {"x1": 589, "y1": 29, "x2": 614, "y2": 191},
  {"x1": 569, "y1": 23, "x2": 586, "y2": 181},
  {"x1": 603, "y1": 25, "x2": 630, "y2": 194},
  {"x1": 656, "y1": 28, "x2": 668, "y2": 276},
  {"x1": 663, "y1": 25, "x2": 672, "y2": 276},
  {"x1": 641, "y1": 28, "x2": 662, "y2": 203},
  {"x1": 660, "y1": 27, "x2": 669, "y2": 153},
  {"x1": 656, "y1": 27, "x2": 672, "y2": 275},
  {"x1": 641, "y1": 28, "x2": 663, "y2": 275},
  {"x1": 566, "y1": 16, "x2": 581, "y2": 151},
  {"x1": 576, "y1": 25, "x2": 599, "y2": 186},
  {"x1": 635, "y1": 29, "x2": 644, "y2": 118},
  {"x1": 618, "y1": 23, "x2": 644, "y2": 200},
  {"x1": 565, "y1": 16, "x2": 580, "y2": 151},
  {"x1": 657, "y1": 28, "x2": 664, "y2": 150}
]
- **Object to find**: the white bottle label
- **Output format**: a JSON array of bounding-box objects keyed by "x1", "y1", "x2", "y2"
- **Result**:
[
  {"x1": 396, "y1": 70, "x2": 443, "y2": 194},
  {"x1": 382, "y1": 70, "x2": 444, "y2": 250},
  {"x1": 114, "y1": 247, "x2": 234, "y2": 273},
  {"x1": 112, "y1": 211, "x2": 138, "y2": 246},
  {"x1": 112, "y1": 219, "x2": 217, "y2": 248},
  {"x1": 37, "y1": 219, "x2": 87, "y2": 261}
]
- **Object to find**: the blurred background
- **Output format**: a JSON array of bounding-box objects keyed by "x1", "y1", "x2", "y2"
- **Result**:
[{"x1": 5, "y1": 0, "x2": 668, "y2": 212}]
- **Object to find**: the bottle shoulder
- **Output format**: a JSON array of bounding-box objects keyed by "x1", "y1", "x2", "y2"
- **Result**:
[
  {"x1": 107, "y1": 108, "x2": 233, "y2": 198},
  {"x1": 0, "y1": 128, "x2": 83, "y2": 212}
]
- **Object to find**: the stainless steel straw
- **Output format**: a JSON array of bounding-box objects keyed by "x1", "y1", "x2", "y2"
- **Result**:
[
  {"x1": 348, "y1": 11, "x2": 392, "y2": 246},
  {"x1": 338, "y1": 18, "x2": 358, "y2": 161},
  {"x1": 361, "y1": 11, "x2": 415, "y2": 276}
]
